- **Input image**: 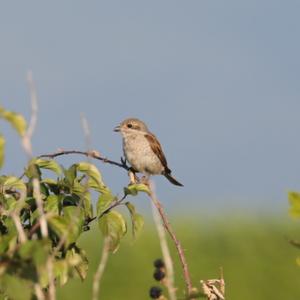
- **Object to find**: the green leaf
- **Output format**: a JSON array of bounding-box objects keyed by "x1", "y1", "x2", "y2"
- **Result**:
[
  {"x1": 63, "y1": 194, "x2": 80, "y2": 206},
  {"x1": 30, "y1": 208, "x2": 40, "y2": 225},
  {"x1": 72, "y1": 178, "x2": 86, "y2": 195},
  {"x1": 0, "y1": 234, "x2": 15, "y2": 256},
  {"x1": 76, "y1": 162, "x2": 104, "y2": 189},
  {"x1": 74, "y1": 249, "x2": 89, "y2": 281},
  {"x1": 63, "y1": 164, "x2": 77, "y2": 186},
  {"x1": 0, "y1": 134, "x2": 5, "y2": 169},
  {"x1": 0, "y1": 106, "x2": 27, "y2": 136},
  {"x1": 25, "y1": 162, "x2": 41, "y2": 179},
  {"x1": 66, "y1": 246, "x2": 89, "y2": 281},
  {"x1": 98, "y1": 210, "x2": 127, "y2": 253},
  {"x1": 0, "y1": 176, "x2": 26, "y2": 193},
  {"x1": 41, "y1": 178, "x2": 57, "y2": 185},
  {"x1": 124, "y1": 183, "x2": 150, "y2": 196},
  {"x1": 54, "y1": 259, "x2": 69, "y2": 286},
  {"x1": 2, "y1": 195, "x2": 17, "y2": 213},
  {"x1": 44, "y1": 195, "x2": 60, "y2": 214},
  {"x1": 288, "y1": 191, "x2": 300, "y2": 218},
  {"x1": 97, "y1": 191, "x2": 115, "y2": 216},
  {"x1": 19, "y1": 239, "x2": 51, "y2": 266},
  {"x1": 30, "y1": 158, "x2": 62, "y2": 175},
  {"x1": 42, "y1": 178, "x2": 60, "y2": 194},
  {"x1": 0, "y1": 274, "x2": 32, "y2": 300},
  {"x1": 70, "y1": 187, "x2": 93, "y2": 219},
  {"x1": 49, "y1": 206, "x2": 84, "y2": 247},
  {"x1": 0, "y1": 218, "x2": 18, "y2": 253},
  {"x1": 48, "y1": 216, "x2": 71, "y2": 245},
  {"x1": 125, "y1": 202, "x2": 144, "y2": 238},
  {"x1": 81, "y1": 192, "x2": 93, "y2": 219}
]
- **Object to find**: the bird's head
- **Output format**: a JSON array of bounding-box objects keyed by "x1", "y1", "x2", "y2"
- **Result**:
[{"x1": 114, "y1": 118, "x2": 149, "y2": 135}]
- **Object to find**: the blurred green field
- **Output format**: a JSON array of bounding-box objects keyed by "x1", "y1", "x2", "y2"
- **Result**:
[{"x1": 57, "y1": 214, "x2": 300, "y2": 300}]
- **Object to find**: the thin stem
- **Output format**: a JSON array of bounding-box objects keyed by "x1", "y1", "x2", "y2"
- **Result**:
[
  {"x1": 23, "y1": 72, "x2": 56, "y2": 300},
  {"x1": 92, "y1": 237, "x2": 110, "y2": 300},
  {"x1": 38, "y1": 150, "x2": 130, "y2": 171},
  {"x1": 26, "y1": 71, "x2": 38, "y2": 142},
  {"x1": 151, "y1": 189, "x2": 177, "y2": 300},
  {"x1": 98, "y1": 194, "x2": 127, "y2": 219},
  {"x1": 11, "y1": 212, "x2": 27, "y2": 244},
  {"x1": 149, "y1": 186, "x2": 193, "y2": 297},
  {"x1": 46, "y1": 257, "x2": 56, "y2": 300},
  {"x1": 33, "y1": 178, "x2": 48, "y2": 238},
  {"x1": 34, "y1": 284, "x2": 46, "y2": 300},
  {"x1": 22, "y1": 70, "x2": 38, "y2": 158}
]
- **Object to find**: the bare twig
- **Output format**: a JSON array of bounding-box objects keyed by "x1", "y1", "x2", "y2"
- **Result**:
[
  {"x1": 80, "y1": 116, "x2": 111, "y2": 300},
  {"x1": 200, "y1": 269, "x2": 225, "y2": 300},
  {"x1": 32, "y1": 178, "x2": 48, "y2": 238},
  {"x1": 80, "y1": 113, "x2": 93, "y2": 151},
  {"x1": 22, "y1": 70, "x2": 38, "y2": 157},
  {"x1": 148, "y1": 184, "x2": 193, "y2": 297},
  {"x1": 92, "y1": 237, "x2": 110, "y2": 300},
  {"x1": 38, "y1": 150, "x2": 130, "y2": 171},
  {"x1": 28, "y1": 212, "x2": 54, "y2": 238},
  {"x1": 23, "y1": 71, "x2": 54, "y2": 300},
  {"x1": 10, "y1": 187, "x2": 27, "y2": 244},
  {"x1": 34, "y1": 284, "x2": 46, "y2": 300},
  {"x1": 11, "y1": 212, "x2": 27, "y2": 244},
  {"x1": 51, "y1": 117, "x2": 96, "y2": 256},
  {"x1": 150, "y1": 182, "x2": 177, "y2": 300},
  {"x1": 10, "y1": 72, "x2": 38, "y2": 245},
  {"x1": 98, "y1": 194, "x2": 127, "y2": 218},
  {"x1": 46, "y1": 257, "x2": 56, "y2": 300},
  {"x1": 26, "y1": 71, "x2": 38, "y2": 139}
]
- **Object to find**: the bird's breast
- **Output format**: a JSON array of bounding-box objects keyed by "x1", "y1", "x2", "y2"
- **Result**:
[{"x1": 122, "y1": 134, "x2": 163, "y2": 175}]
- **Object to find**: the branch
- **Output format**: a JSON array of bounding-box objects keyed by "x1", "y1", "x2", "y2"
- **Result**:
[
  {"x1": 24, "y1": 71, "x2": 55, "y2": 300},
  {"x1": 38, "y1": 150, "x2": 130, "y2": 171},
  {"x1": 98, "y1": 194, "x2": 127, "y2": 219},
  {"x1": 32, "y1": 178, "x2": 48, "y2": 238},
  {"x1": 92, "y1": 237, "x2": 110, "y2": 300},
  {"x1": 11, "y1": 212, "x2": 27, "y2": 244},
  {"x1": 22, "y1": 70, "x2": 38, "y2": 158},
  {"x1": 200, "y1": 268, "x2": 225, "y2": 300},
  {"x1": 150, "y1": 183, "x2": 176, "y2": 300},
  {"x1": 148, "y1": 183, "x2": 194, "y2": 297}
]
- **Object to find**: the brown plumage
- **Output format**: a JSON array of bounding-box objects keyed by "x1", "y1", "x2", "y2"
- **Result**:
[{"x1": 114, "y1": 118, "x2": 183, "y2": 186}]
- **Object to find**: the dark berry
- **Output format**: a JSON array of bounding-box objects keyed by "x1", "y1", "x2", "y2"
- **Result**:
[
  {"x1": 153, "y1": 258, "x2": 165, "y2": 269},
  {"x1": 153, "y1": 269, "x2": 166, "y2": 281},
  {"x1": 83, "y1": 225, "x2": 90, "y2": 231},
  {"x1": 149, "y1": 286, "x2": 162, "y2": 299}
]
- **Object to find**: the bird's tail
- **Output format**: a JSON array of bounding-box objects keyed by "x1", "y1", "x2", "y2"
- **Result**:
[{"x1": 164, "y1": 172, "x2": 184, "y2": 186}]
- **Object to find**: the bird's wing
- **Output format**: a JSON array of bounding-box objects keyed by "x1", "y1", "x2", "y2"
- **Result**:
[{"x1": 144, "y1": 133, "x2": 170, "y2": 173}]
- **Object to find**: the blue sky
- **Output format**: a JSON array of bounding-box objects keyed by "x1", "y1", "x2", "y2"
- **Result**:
[{"x1": 1, "y1": 1, "x2": 300, "y2": 214}]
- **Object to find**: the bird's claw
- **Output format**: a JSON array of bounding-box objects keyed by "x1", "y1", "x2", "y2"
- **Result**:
[{"x1": 140, "y1": 176, "x2": 150, "y2": 186}]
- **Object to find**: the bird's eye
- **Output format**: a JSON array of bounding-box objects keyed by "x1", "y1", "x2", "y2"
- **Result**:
[{"x1": 127, "y1": 123, "x2": 133, "y2": 128}]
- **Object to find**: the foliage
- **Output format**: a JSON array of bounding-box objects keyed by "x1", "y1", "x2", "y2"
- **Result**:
[
  {"x1": 288, "y1": 191, "x2": 300, "y2": 266},
  {"x1": 0, "y1": 106, "x2": 146, "y2": 299},
  {"x1": 0, "y1": 106, "x2": 27, "y2": 169},
  {"x1": 288, "y1": 191, "x2": 300, "y2": 219}
]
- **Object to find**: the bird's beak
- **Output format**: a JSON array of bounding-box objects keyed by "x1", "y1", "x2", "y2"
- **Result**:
[{"x1": 114, "y1": 125, "x2": 120, "y2": 132}]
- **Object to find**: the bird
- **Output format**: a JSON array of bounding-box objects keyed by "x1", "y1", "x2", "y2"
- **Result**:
[{"x1": 114, "y1": 118, "x2": 183, "y2": 186}]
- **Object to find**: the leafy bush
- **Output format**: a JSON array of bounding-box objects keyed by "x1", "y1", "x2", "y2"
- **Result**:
[{"x1": 0, "y1": 105, "x2": 146, "y2": 300}]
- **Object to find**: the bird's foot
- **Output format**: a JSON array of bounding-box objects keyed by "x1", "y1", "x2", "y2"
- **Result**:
[
  {"x1": 128, "y1": 169, "x2": 140, "y2": 185},
  {"x1": 140, "y1": 175, "x2": 150, "y2": 187}
]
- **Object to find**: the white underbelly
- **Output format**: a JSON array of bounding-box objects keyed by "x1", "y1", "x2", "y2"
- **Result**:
[{"x1": 123, "y1": 135, "x2": 163, "y2": 174}]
